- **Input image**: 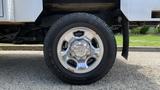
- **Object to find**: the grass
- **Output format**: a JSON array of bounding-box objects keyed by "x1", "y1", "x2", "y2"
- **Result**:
[{"x1": 115, "y1": 34, "x2": 160, "y2": 47}]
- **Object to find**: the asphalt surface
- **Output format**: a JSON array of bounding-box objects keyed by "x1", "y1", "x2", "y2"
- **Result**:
[{"x1": 0, "y1": 51, "x2": 159, "y2": 90}]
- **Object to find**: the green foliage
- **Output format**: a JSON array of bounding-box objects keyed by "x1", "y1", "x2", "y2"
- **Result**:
[
  {"x1": 157, "y1": 27, "x2": 160, "y2": 33},
  {"x1": 140, "y1": 26, "x2": 149, "y2": 34},
  {"x1": 158, "y1": 29, "x2": 160, "y2": 33},
  {"x1": 130, "y1": 27, "x2": 141, "y2": 35},
  {"x1": 130, "y1": 26, "x2": 160, "y2": 34},
  {"x1": 147, "y1": 27, "x2": 159, "y2": 34}
]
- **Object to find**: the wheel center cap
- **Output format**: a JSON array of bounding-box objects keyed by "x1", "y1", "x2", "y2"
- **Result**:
[{"x1": 70, "y1": 40, "x2": 90, "y2": 58}]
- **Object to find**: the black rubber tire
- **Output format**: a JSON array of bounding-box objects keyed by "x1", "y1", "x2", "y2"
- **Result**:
[{"x1": 44, "y1": 13, "x2": 117, "y2": 85}]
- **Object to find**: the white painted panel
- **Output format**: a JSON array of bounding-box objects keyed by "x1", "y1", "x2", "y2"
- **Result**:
[
  {"x1": 0, "y1": 0, "x2": 42, "y2": 22},
  {"x1": 121, "y1": 0, "x2": 160, "y2": 21},
  {"x1": 14, "y1": 0, "x2": 43, "y2": 22},
  {"x1": 0, "y1": 0, "x2": 14, "y2": 21},
  {"x1": 0, "y1": 0, "x2": 3, "y2": 17}
]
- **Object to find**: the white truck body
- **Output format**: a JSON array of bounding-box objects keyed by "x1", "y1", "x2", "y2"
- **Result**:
[
  {"x1": 121, "y1": 0, "x2": 160, "y2": 21},
  {"x1": 0, "y1": 0, "x2": 42, "y2": 22},
  {"x1": 0, "y1": 0, "x2": 160, "y2": 22}
]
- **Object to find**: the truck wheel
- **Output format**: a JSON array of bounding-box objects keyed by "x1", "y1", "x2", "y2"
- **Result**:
[{"x1": 44, "y1": 13, "x2": 116, "y2": 84}]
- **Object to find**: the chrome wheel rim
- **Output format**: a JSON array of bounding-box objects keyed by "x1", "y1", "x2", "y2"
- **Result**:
[{"x1": 57, "y1": 27, "x2": 104, "y2": 74}]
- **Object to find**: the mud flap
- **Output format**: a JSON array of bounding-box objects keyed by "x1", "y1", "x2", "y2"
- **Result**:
[{"x1": 121, "y1": 16, "x2": 129, "y2": 59}]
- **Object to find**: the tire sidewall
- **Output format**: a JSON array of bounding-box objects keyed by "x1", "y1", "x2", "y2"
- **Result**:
[{"x1": 44, "y1": 13, "x2": 116, "y2": 84}]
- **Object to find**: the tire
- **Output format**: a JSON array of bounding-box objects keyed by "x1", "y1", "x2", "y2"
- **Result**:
[{"x1": 44, "y1": 13, "x2": 117, "y2": 85}]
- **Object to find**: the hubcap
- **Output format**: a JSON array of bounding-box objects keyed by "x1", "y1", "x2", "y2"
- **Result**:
[
  {"x1": 70, "y1": 39, "x2": 90, "y2": 58},
  {"x1": 57, "y1": 27, "x2": 104, "y2": 73}
]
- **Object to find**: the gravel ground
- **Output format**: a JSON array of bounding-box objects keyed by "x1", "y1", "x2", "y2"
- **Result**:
[{"x1": 0, "y1": 51, "x2": 159, "y2": 90}]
